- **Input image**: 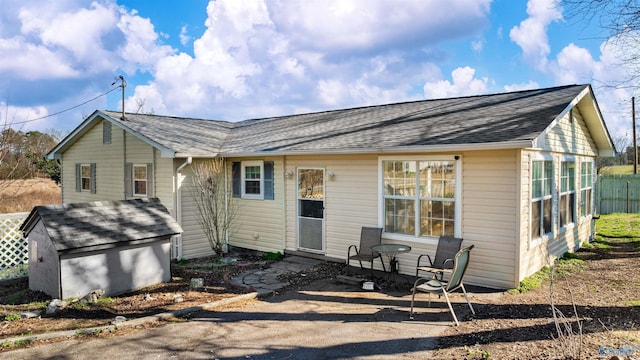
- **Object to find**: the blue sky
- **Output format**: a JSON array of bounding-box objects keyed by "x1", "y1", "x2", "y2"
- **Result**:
[{"x1": 0, "y1": 0, "x2": 636, "y2": 143}]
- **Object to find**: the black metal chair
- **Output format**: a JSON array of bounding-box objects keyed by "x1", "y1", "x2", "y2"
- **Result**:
[
  {"x1": 415, "y1": 235, "x2": 463, "y2": 280},
  {"x1": 347, "y1": 227, "x2": 386, "y2": 277}
]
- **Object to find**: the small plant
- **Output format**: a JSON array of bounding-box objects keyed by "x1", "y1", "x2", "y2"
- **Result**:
[
  {"x1": 465, "y1": 345, "x2": 491, "y2": 359},
  {"x1": 96, "y1": 297, "x2": 115, "y2": 305},
  {"x1": 263, "y1": 251, "x2": 284, "y2": 261},
  {"x1": 70, "y1": 302, "x2": 89, "y2": 310},
  {"x1": 3, "y1": 313, "x2": 21, "y2": 322},
  {"x1": 175, "y1": 258, "x2": 189, "y2": 266}
]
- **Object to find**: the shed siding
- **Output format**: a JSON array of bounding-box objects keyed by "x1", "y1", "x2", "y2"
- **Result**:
[
  {"x1": 28, "y1": 221, "x2": 61, "y2": 298},
  {"x1": 59, "y1": 240, "x2": 171, "y2": 298}
]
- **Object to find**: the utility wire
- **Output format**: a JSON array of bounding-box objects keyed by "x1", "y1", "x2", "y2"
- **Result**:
[{"x1": 8, "y1": 86, "x2": 121, "y2": 126}]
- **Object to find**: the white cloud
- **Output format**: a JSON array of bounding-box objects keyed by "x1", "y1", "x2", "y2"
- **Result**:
[
  {"x1": 179, "y1": 26, "x2": 191, "y2": 46},
  {"x1": 509, "y1": 0, "x2": 562, "y2": 71},
  {"x1": 126, "y1": 0, "x2": 491, "y2": 120},
  {"x1": 423, "y1": 66, "x2": 488, "y2": 99}
]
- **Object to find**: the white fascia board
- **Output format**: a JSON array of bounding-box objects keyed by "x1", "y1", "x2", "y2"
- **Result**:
[
  {"x1": 531, "y1": 86, "x2": 591, "y2": 148},
  {"x1": 47, "y1": 110, "x2": 103, "y2": 159},
  {"x1": 220, "y1": 140, "x2": 534, "y2": 158}
]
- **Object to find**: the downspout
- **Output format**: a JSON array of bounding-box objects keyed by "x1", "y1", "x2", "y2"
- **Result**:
[
  {"x1": 175, "y1": 157, "x2": 192, "y2": 259},
  {"x1": 56, "y1": 159, "x2": 63, "y2": 203},
  {"x1": 224, "y1": 158, "x2": 229, "y2": 254}
]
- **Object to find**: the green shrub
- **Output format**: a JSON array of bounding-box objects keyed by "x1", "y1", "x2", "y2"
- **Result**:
[{"x1": 263, "y1": 251, "x2": 284, "y2": 261}]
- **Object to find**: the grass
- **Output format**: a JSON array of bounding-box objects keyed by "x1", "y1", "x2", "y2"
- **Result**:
[
  {"x1": 595, "y1": 213, "x2": 640, "y2": 240},
  {"x1": 599, "y1": 165, "x2": 636, "y2": 175},
  {"x1": 0, "y1": 179, "x2": 61, "y2": 213},
  {"x1": 509, "y1": 252, "x2": 586, "y2": 294}
]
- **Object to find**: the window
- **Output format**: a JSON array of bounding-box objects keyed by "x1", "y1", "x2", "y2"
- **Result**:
[
  {"x1": 559, "y1": 160, "x2": 576, "y2": 228},
  {"x1": 133, "y1": 165, "x2": 148, "y2": 196},
  {"x1": 580, "y1": 160, "x2": 594, "y2": 218},
  {"x1": 381, "y1": 157, "x2": 459, "y2": 239},
  {"x1": 75, "y1": 163, "x2": 96, "y2": 193},
  {"x1": 232, "y1": 161, "x2": 274, "y2": 200},
  {"x1": 531, "y1": 160, "x2": 553, "y2": 240},
  {"x1": 243, "y1": 162, "x2": 263, "y2": 197},
  {"x1": 125, "y1": 163, "x2": 153, "y2": 198}
]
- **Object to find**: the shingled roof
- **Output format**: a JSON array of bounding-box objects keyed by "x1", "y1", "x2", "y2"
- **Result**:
[
  {"x1": 20, "y1": 198, "x2": 183, "y2": 254},
  {"x1": 49, "y1": 84, "x2": 613, "y2": 158}
]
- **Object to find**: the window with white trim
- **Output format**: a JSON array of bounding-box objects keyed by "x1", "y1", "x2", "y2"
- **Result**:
[
  {"x1": 133, "y1": 164, "x2": 148, "y2": 196},
  {"x1": 531, "y1": 159, "x2": 553, "y2": 240},
  {"x1": 75, "y1": 163, "x2": 96, "y2": 193},
  {"x1": 559, "y1": 160, "x2": 576, "y2": 228},
  {"x1": 242, "y1": 161, "x2": 264, "y2": 199},
  {"x1": 81, "y1": 164, "x2": 92, "y2": 191},
  {"x1": 580, "y1": 160, "x2": 594, "y2": 218},
  {"x1": 381, "y1": 158, "x2": 459, "y2": 239}
]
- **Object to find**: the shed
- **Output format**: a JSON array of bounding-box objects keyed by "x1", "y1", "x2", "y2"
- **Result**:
[{"x1": 20, "y1": 198, "x2": 182, "y2": 299}]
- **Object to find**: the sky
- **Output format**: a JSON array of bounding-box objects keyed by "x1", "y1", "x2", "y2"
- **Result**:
[{"x1": 0, "y1": 0, "x2": 637, "y2": 144}]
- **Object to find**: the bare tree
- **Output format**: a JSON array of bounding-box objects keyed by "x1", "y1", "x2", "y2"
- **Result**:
[
  {"x1": 562, "y1": 0, "x2": 640, "y2": 87},
  {"x1": 190, "y1": 158, "x2": 238, "y2": 255}
]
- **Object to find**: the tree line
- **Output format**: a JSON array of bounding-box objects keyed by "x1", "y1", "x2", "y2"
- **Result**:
[{"x1": 0, "y1": 128, "x2": 61, "y2": 183}]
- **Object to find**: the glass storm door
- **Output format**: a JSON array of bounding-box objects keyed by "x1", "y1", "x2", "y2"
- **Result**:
[{"x1": 297, "y1": 168, "x2": 325, "y2": 253}]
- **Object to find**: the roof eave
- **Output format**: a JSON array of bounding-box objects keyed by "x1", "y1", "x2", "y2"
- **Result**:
[
  {"x1": 47, "y1": 111, "x2": 178, "y2": 160},
  {"x1": 532, "y1": 85, "x2": 616, "y2": 156},
  {"x1": 220, "y1": 140, "x2": 535, "y2": 157}
]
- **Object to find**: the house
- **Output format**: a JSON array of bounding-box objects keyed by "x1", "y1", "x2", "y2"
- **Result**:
[
  {"x1": 47, "y1": 84, "x2": 614, "y2": 289},
  {"x1": 20, "y1": 198, "x2": 182, "y2": 298}
]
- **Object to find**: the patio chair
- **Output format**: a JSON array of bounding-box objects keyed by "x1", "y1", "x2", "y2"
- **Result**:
[
  {"x1": 347, "y1": 227, "x2": 386, "y2": 277},
  {"x1": 415, "y1": 235, "x2": 463, "y2": 280},
  {"x1": 410, "y1": 245, "x2": 475, "y2": 326}
]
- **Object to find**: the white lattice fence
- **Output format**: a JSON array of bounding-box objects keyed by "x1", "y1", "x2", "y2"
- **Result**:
[{"x1": 0, "y1": 212, "x2": 29, "y2": 280}]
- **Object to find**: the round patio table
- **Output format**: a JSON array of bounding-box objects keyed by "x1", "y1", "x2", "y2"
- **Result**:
[{"x1": 371, "y1": 244, "x2": 412, "y2": 277}]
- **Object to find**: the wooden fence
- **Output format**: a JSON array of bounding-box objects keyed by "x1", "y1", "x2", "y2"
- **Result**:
[
  {"x1": 0, "y1": 212, "x2": 29, "y2": 280},
  {"x1": 596, "y1": 174, "x2": 640, "y2": 214}
]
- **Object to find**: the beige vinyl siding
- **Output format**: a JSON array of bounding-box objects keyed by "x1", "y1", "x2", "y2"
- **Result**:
[
  {"x1": 284, "y1": 152, "x2": 519, "y2": 289},
  {"x1": 518, "y1": 149, "x2": 595, "y2": 283},
  {"x1": 230, "y1": 157, "x2": 285, "y2": 253},
  {"x1": 177, "y1": 158, "x2": 285, "y2": 259},
  {"x1": 521, "y1": 104, "x2": 601, "y2": 281},
  {"x1": 61, "y1": 119, "x2": 173, "y2": 210},
  {"x1": 541, "y1": 107, "x2": 598, "y2": 157},
  {"x1": 62, "y1": 121, "x2": 124, "y2": 202},
  {"x1": 284, "y1": 155, "x2": 379, "y2": 261},
  {"x1": 459, "y1": 150, "x2": 518, "y2": 289}
]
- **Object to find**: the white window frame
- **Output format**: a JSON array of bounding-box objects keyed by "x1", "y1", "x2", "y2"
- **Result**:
[
  {"x1": 80, "y1": 164, "x2": 92, "y2": 192},
  {"x1": 241, "y1": 160, "x2": 264, "y2": 199},
  {"x1": 530, "y1": 154, "x2": 555, "y2": 248},
  {"x1": 579, "y1": 159, "x2": 594, "y2": 221},
  {"x1": 378, "y1": 155, "x2": 462, "y2": 244},
  {"x1": 133, "y1": 164, "x2": 148, "y2": 197},
  {"x1": 558, "y1": 157, "x2": 576, "y2": 231}
]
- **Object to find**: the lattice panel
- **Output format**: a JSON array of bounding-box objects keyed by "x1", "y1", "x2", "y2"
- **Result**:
[{"x1": 0, "y1": 213, "x2": 29, "y2": 280}]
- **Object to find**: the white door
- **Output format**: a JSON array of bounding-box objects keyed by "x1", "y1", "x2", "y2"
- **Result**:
[{"x1": 297, "y1": 168, "x2": 325, "y2": 253}]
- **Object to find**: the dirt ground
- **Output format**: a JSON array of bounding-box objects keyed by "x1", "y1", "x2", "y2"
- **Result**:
[
  {"x1": 2, "y1": 238, "x2": 640, "y2": 359},
  {"x1": 433, "y1": 237, "x2": 640, "y2": 360}
]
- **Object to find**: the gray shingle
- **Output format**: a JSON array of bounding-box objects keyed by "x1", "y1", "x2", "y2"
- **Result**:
[
  {"x1": 21, "y1": 198, "x2": 183, "y2": 253},
  {"x1": 100, "y1": 84, "x2": 587, "y2": 156}
]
